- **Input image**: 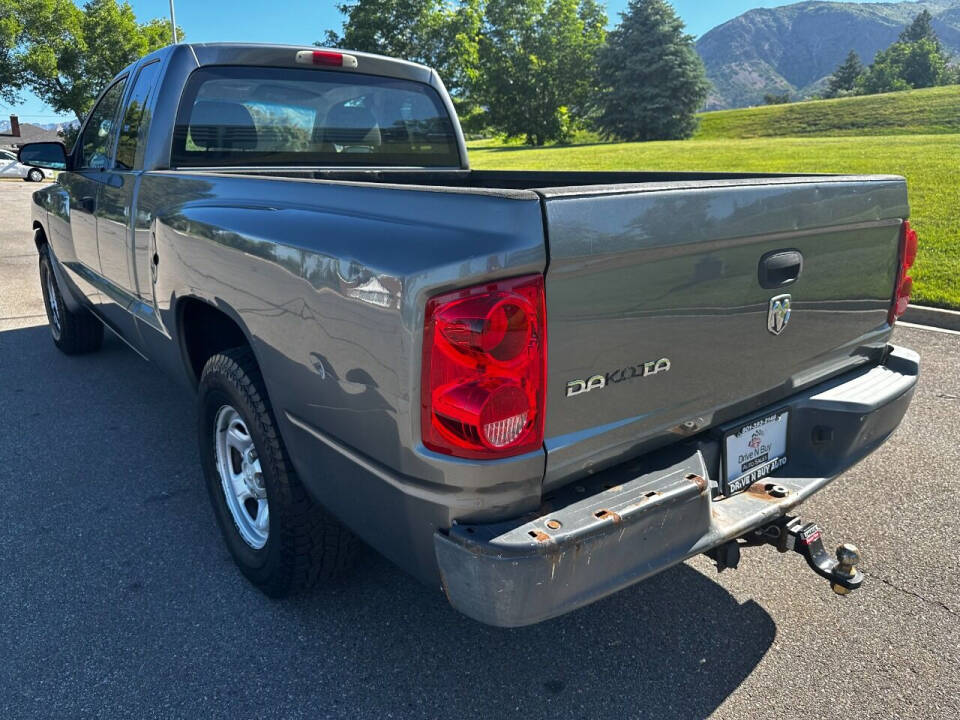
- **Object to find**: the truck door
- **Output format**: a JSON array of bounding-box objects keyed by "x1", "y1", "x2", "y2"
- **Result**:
[
  {"x1": 96, "y1": 60, "x2": 162, "y2": 347},
  {"x1": 59, "y1": 77, "x2": 128, "y2": 305}
]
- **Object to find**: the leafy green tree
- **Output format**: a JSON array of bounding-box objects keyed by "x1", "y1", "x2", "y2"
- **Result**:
[
  {"x1": 16, "y1": 0, "x2": 180, "y2": 123},
  {"x1": 763, "y1": 92, "x2": 791, "y2": 105},
  {"x1": 825, "y1": 50, "x2": 864, "y2": 98},
  {"x1": 592, "y1": 0, "x2": 708, "y2": 142},
  {"x1": 859, "y1": 38, "x2": 949, "y2": 94},
  {"x1": 0, "y1": 0, "x2": 25, "y2": 104},
  {"x1": 898, "y1": 37, "x2": 950, "y2": 88},
  {"x1": 857, "y1": 11, "x2": 951, "y2": 95},
  {"x1": 322, "y1": 0, "x2": 481, "y2": 99},
  {"x1": 477, "y1": 0, "x2": 606, "y2": 146}
]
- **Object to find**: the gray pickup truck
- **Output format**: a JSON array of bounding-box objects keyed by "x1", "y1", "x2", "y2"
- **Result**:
[{"x1": 20, "y1": 43, "x2": 920, "y2": 626}]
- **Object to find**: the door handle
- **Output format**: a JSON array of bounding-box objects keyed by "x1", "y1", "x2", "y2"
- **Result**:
[
  {"x1": 79, "y1": 195, "x2": 97, "y2": 213},
  {"x1": 758, "y1": 250, "x2": 803, "y2": 289}
]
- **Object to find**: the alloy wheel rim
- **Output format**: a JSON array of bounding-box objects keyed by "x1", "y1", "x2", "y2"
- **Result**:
[
  {"x1": 45, "y1": 264, "x2": 62, "y2": 337},
  {"x1": 214, "y1": 405, "x2": 269, "y2": 549}
]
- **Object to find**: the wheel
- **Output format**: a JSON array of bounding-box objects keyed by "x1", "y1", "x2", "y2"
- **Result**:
[
  {"x1": 38, "y1": 244, "x2": 104, "y2": 354},
  {"x1": 198, "y1": 347, "x2": 356, "y2": 596},
  {"x1": 27, "y1": 168, "x2": 43, "y2": 182}
]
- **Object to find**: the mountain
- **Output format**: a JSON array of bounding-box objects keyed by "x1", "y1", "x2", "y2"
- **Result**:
[
  {"x1": 696, "y1": 0, "x2": 960, "y2": 110},
  {"x1": 0, "y1": 120, "x2": 76, "y2": 133}
]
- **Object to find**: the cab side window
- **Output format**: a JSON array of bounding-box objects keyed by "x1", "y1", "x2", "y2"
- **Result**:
[
  {"x1": 77, "y1": 78, "x2": 127, "y2": 170},
  {"x1": 116, "y1": 62, "x2": 161, "y2": 170}
]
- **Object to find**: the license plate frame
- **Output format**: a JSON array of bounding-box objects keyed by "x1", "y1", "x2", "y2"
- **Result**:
[{"x1": 722, "y1": 409, "x2": 790, "y2": 496}]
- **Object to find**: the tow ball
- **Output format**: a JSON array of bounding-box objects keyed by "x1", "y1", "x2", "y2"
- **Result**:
[
  {"x1": 709, "y1": 515, "x2": 864, "y2": 594},
  {"x1": 748, "y1": 516, "x2": 864, "y2": 594}
]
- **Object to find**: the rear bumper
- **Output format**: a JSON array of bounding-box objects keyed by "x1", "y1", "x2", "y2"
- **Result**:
[{"x1": 435, "y1": 345, "x2": 919, "y2": 627}]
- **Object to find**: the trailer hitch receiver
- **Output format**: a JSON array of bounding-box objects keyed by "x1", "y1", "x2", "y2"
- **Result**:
[{"x1": 747, "y1": 516, "x2": 864, "y2": 594}]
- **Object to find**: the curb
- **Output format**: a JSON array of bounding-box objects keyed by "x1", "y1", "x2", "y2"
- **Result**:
[{"x1": 902, "y1": 305, "x2": 960, "y2": 332}]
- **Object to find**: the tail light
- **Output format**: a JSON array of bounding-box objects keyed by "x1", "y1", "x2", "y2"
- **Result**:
[
  {"x1": 889, "y1": 221, "x2": 919, "y2": 325},
  {"x1": 421, "y1": 275, "x2": 547, "y2": 459}
]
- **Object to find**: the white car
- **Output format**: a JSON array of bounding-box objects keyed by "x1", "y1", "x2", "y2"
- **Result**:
[{"x1": 0, "y1": 148, "x2": 54, "y2": 182}]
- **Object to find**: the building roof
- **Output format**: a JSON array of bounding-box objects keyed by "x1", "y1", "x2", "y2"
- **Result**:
[{"x1": 0, "y1": 123, "x2": 62, "y2": 150}]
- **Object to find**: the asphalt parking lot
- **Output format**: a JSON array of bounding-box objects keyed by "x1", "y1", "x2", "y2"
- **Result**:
[{"x1": 1, "y1": 179, "x2": 958, "y2": 719}]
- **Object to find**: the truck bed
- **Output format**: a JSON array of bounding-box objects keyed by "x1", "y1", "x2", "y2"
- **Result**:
[{"x1": 198, "y1": 167, "x2": 824, "y2": 190}]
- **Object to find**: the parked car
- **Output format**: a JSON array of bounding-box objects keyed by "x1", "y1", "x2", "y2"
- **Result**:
[
  {"x1": 0, "y1": 147, "x2": 53, "y2": 181},
  {"x1": 20, "y1": 43, "x2": 919, "y2": 626}
]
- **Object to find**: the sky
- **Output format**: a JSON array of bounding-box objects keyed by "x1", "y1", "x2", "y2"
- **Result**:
[{"x1": 2, "y1": 0, "x2": 904, "y2": 124}]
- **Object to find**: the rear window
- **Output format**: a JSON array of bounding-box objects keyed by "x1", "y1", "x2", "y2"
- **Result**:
[{"x1": 172, "y1": 66, "x2": 461, "y2": 168}]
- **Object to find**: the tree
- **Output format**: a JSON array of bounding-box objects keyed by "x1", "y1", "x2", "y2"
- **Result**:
[
  {"x1": 899, "y1": 9, "x2": 938, "y2": 46},
  {"x1": 0, "y1": 0, "x2": 25, "y2": 104},
  {"x1": 763, "y1": 92, "x2": 791, "y2": 105},
  {"x1": 592, "y1": 0, "x2": 708, "y2": 142},
  {"x1": 857, "y1": 11, "x2": 951, "y2": 95},
  {"x1": 477, "y1": 0, "x2": 606, "y2": 146},
  {"x1": 859, "y1": 38, "x2": 949, "y2": 94},
  {"x1": 825, "y1": 50, "x2": 864, "y2": 98},
  {"x1": 322, "y1": 0, "x2": 481, "y2": 99},
  {"x1": 15, "y1": 0, "x2": 180, "y2": 123}
]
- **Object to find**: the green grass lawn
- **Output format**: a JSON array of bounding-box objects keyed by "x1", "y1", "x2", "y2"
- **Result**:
[
  {"x1": 696, "y1": 85, "x2": 960, "y2": 139},
  {"x1": 469, "y1": 134, "x2": 960, "y2": 309}
]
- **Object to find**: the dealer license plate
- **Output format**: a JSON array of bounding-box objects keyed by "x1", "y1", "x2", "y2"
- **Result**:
[{"x1": 723, "y1": 410, "x2": 789, "y2": 495}]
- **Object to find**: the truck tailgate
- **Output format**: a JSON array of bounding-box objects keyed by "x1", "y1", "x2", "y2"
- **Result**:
[{"x1": 539, "y1": 176, "x2": 909, "y2": 489}]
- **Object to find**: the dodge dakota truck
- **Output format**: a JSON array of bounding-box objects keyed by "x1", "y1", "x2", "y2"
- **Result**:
[{"x1": 20, "y1": 43, "x2": 920, "y2": 627}]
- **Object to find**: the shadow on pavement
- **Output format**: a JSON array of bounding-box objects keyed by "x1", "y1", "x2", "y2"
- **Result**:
[{"x1": 1, "y1": 324, "x2": 776, "y2": 719}]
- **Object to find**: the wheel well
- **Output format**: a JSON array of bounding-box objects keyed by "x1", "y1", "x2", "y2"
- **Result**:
[
  {"x1": 33, "y1": 222, "x2": 47, "y2": 251},
  {"x1": 179, "y1": 298, "x2": 251, "y2": 385}
]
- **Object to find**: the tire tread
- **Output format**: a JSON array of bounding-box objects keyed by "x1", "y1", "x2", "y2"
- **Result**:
[
  {"x1": 200, "y1": 347, "x2": 356, "y2": 596},
  {"x1": 39, "y1": 244, "x2": 103, "y2": 355}
]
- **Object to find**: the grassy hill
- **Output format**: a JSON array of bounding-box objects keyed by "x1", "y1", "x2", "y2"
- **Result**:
[
  {"x1": 469, "y1": 134, "x2": 960, "y2": 309},
  {"x1": 695, "y1": 85, "x2": 960, "y2": 139}
]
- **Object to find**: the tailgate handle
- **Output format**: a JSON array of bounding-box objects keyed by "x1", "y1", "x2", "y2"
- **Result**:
[{"x1": 758, "y1": 250, "x2": 803, "y2": 289}]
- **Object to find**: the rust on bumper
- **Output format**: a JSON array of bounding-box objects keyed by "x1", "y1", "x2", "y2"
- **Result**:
[{"x1": 435, "y1": 345, "x2": 919, "y2": 627}]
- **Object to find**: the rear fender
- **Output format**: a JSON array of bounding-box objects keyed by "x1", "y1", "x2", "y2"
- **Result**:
[{"x1": 173, "y1": 293, "x2": 262, "y2": 385}]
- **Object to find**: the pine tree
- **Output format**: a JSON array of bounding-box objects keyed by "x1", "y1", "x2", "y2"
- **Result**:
[
  {"x1": 593, "y1": 0, "x2": 709, "y2": 141},
  {"x1": 825, "y1": 50, "x2": 865, "y2": 98},
  {"x1": 899, "y1": 9, "x2": 938, "y2": 47}
]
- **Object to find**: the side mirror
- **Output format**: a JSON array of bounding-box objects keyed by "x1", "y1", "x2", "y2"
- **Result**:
[{"x1": 18, "y1": 142, "x2": 69, "y2": 171}]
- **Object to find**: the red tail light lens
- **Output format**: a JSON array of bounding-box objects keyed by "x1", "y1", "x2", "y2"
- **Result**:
[
  {"x1": 422, "y1": 275, "x2": 546, "y2": 459},
  {"x1": 889, "y1": 221, "x2": 918, "y2": 325}
]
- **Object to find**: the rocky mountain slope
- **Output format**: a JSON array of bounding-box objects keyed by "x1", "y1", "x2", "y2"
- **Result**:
[{"x1": 697, "y1": 0, "x2": 960, "y2": 109}]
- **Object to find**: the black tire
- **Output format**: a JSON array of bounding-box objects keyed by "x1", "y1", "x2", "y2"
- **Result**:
[
  {"x1": 198, "y1": 347, "x2": 356, "y2": 596},
  {"x1": 39, "y1": 244, "x2": 104, "y2": 355},
  {"x1": 27, "y1": 168, "x2": 43, "y2": 183}
]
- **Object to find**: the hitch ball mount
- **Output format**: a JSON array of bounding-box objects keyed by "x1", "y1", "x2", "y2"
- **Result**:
[{"x1": 709, "y1": 515, "x2": 864, "y2": 594}]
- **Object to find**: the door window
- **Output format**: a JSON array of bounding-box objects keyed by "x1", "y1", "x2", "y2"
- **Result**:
[
  {"x1": 116, "y1": 62, "x2": 161, "y2": 170},
  {"x1": 77, "y1": 78, "x2": 128, "y2": 170}
]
